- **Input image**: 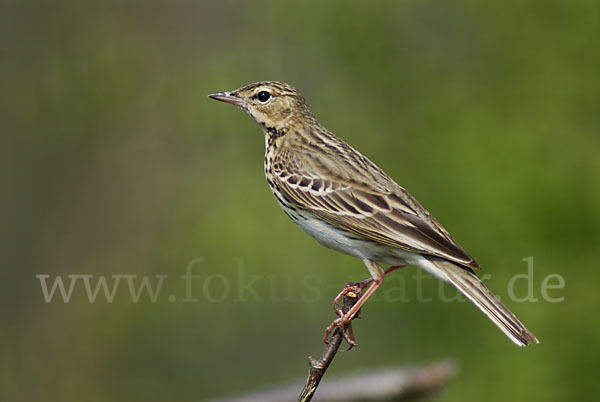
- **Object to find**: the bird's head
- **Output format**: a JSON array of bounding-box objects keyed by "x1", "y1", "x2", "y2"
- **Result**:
[{"x1": 209, "y1": 81, "x2": 315, "y2": 131}]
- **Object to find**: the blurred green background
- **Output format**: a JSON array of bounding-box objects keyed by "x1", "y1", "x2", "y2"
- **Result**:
[{"x1": 2, "y1": 1, "x2": 599, "y2": 401}]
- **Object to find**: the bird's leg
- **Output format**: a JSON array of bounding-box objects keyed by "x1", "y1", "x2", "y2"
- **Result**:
[
  {"x1": 324, "y1": 261, "x2": 407, "y2": 347},
  {"x1": 331, "y1": 264, "x2": 407, "y2": 316},
  {"x1": 325, "y1": 284, "x2": 363, "y2": 347},
  {"x1": 323, "y1": 276, "x2": 381, "y2": 347},
  {"x1": 353, "y1": 263, "x2": 408, "y2": 289}
]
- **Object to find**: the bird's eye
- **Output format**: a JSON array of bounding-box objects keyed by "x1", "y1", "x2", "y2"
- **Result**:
[{"x1": 256, "y1": 91, "x2": 271, "y2": 103}]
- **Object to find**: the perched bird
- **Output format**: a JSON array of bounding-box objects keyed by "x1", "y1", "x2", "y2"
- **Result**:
[{"x1": 209, "y1": 81, "x2": 538, "y2": 347}]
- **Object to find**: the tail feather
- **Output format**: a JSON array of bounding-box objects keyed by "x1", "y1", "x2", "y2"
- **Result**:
[{"x1": 426, "y1": 257, "x2": 539, "y2": 347}]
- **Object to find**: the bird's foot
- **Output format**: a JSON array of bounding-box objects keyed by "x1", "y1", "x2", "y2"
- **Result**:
[
  {"x1": 324, "y1": 282, "x2": 365, "y2": 349},
  {"x1": 331, "y1": 281, "x2": 368, "y2": 316},
  {"x1": 323, "y1": 265, "x2": 407, "y2": 350},
  {"x1": 323, "y1": 315, "x2": 358, "y2": 350}
]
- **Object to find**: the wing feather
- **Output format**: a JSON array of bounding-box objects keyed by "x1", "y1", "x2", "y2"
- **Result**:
[{"x1": 272, "y1": 148, "x2": 480, "y2": 270}]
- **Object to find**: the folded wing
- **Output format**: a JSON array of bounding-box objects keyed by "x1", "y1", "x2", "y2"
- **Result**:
[{"x1": 271, "y1": 148, "x2": 480, "y2": 270}]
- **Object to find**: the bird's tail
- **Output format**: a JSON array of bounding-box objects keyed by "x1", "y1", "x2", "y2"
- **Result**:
[{"x1": 426, "y1": 257, "x2": 539, "y2": 347}]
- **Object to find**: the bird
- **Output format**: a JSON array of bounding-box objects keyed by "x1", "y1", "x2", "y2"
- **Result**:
[{"x1": 208, "y1": 81, "x2": 539, "y2": 347}]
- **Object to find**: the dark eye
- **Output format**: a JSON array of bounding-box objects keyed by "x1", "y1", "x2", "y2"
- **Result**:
[{"x1": 256, "y1": 91, "x2": 271, "y2": 103}]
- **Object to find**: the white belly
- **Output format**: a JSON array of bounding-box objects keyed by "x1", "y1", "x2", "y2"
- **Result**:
[
  {"x1": 283, "y1": 205, "x2": 401, "y2": 263},
  {"x1": 277, "y1": 198, "x2": 450, "y2": 281}
]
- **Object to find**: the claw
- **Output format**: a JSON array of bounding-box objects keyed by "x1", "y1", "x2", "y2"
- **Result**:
[
  {"x1": 322, "y1": 263, "x2": 408, "y2": 350},
  {"x1": 340, "y1": 324, "x2": 356, "y2": 347},
  {"x1": 323, "y1": 287, "x2": 363, "y2": 347},
  {"x1": 323, "y1": 321, "x2": 335, "y2": 344},
  {"x1": 343, "y1": 324, "x2": 358, "y2": 351},
  {"x1": 332, "y1": 282, "x2": 362, "y2": 315},
  {"x1": 323, "y1": 315, "x2": 358, "y2": 348}
]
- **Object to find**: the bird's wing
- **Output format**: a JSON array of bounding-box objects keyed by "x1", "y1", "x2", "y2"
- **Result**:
[{"x1": 271, "y1": 147, "x2": 480, "y2": 270}]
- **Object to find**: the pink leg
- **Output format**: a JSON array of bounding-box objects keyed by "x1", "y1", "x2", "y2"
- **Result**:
[
  {"x1": 357, "y1": 264, "x2": 407, "y2": 288},
  {"x1": 323, "y1": 276, "x2": 383, "y2": 346},
  {"x1": 331, "y1": 282, "x2": 362, "y2": 316},
  {"x1": 330, "y1": 264, "x2": 407, "y2": 315},
  {"x1": 324, "y1": 261, "x2": 407, "y2": 346}
]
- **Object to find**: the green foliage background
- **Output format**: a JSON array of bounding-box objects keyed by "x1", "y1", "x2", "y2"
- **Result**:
[{"x1": 2, "y1": 1, "x2": 599, "y2": 401}]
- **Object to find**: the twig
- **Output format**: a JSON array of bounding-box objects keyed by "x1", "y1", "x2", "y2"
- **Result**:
[{"x1": 298, "y1": 289, "x2": 360, "y2": 402}]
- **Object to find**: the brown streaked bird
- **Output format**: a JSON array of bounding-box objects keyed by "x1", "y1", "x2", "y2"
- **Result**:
[{"x1": 209, "y1": 81, "x2": 539, "y2": 347}]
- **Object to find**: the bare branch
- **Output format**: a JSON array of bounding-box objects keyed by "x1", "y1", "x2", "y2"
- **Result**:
[{"x1": 298, "y1": 289, "x2": 360, "y2": 401}]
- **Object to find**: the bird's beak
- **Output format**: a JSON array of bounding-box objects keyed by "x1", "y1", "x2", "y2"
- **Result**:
[{"x1": 208, "y1": 91, "x2": 244, "y2": 107}]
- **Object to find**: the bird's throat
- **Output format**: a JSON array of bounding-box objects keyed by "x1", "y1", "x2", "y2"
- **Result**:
[{"x1": 261, "y1": 124, "x2": 287, "y2": 147}]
